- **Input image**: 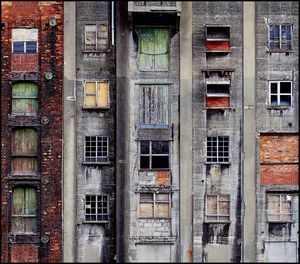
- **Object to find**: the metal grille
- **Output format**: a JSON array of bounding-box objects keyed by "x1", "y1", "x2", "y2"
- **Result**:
[
  {"x1": 85, "y1": 136, "x2": 108, "y2": 163},
  {"x1": 207, "y1": 136, "x2": 229, "y2": 163},
  {"x1": 85, "y1": 195, "x2": 109, "y2": 222}
]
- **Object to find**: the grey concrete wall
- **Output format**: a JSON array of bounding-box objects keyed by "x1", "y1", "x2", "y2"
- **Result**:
[
  {"x1": 63, "y1": 2, "x2": 77, "y2": 262},
  {"x1": 255, "y1": 2, "x2": 299, "y2": 262},
  {"x1": 192, "y1": 2, "x2": 243, "y2": 262},
  {"x1": 75, "y1": 2, "x2": 116, "y2": 262}
]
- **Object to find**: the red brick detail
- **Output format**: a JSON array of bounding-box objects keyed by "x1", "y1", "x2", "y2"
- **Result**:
[
  {"x1": 260, "y1": 164, "x2": 299, "y2": 185},
  {"x1": 260, "y1": 134, "x2": 299, "y2": 163},
  {"x1": 205, "y1": 40, "x2": 231, "y2": 51},
  {"x1": 11, "y1": 244, "x2": 39, "y2": 263},
  {"x1": 11, "y1": 54, "x2": 39, "y2": 72},
  {"x1": 156, "y1": 171, "x2": 170, "y2": 186},
  {"x1": 206, "y1": 97, "x2": 230, "y2": 108}
]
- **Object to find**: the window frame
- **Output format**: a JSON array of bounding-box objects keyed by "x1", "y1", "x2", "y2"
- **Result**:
[
  {"x1": 205, "y1": 194, "x2": 230, "y2": 223},
  {"x1": 268, "y1": 81, "x2": 292, "y2": 107},
  {"x1": 139, "y1": 140, "x2": 170, "y2": 170},
  {"x1": 138, "y1": 192, "x2": 171, "y2": 219},
  {"x1": 84, "y1": 136, "x2": 109, "y2": 164},
  {"x1": 84, "y1": 24, "x2": 109, "y2": 52},
  {"x1": 268, "y1": 24, "x2": 292, "y2": 51},
  {"x1": 206, "y1": 136, "x2": 230, "y2": 164},
  {"x1": 267, "y1": 193, "x2": 293, "y2": 223},
  {"x1": 83, "y1": 81, "x2": 110, "y2": 109},
  {"x1": 84, "y1": 194, "x2": 109, "y2": 223}
]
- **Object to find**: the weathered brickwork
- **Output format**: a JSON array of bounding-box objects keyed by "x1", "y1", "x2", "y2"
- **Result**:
[
  {"x1": 260, "y1": 164, "x2": 298, "y2": 185},
  {"x1": 1, "y1": 1, "x2": 63, "y2": 262}
]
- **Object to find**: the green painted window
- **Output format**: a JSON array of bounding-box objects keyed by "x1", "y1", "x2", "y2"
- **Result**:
[
  {"x1": 138, "y1": 28, "x2": 169, "y2": 71},
  {"x1": 12, "y1": 82, "x2": 38, "y2": 115},
  {"x1": 12, "y1": 187, "x2": 37, "y2": 234}
]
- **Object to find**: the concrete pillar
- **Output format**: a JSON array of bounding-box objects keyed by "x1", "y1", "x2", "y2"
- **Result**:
[
  {"x1": 179, "y1": 2, "x2": 193, "y2": 262},
  {"x1": 63, "y1": 2, "x2": 77, "y2": 262},
  {"x1": 243, "y1": 2, "x2": 256, "y2": 262}
]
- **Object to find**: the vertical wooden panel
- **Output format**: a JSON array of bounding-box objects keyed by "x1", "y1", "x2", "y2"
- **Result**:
[
  {"x1": 155, "y1": 203, "x2": 169, "y2": 218},
  {"x1": 12, "y1": 157, "x2": 38, "y2": 174},
  {"x1": 139, "y1": 203, "x2": 153, "y2": 218},
  {"x1": 139, "y1": 28, "x2": 155, "y2": 70},
  {"x1": 207, "y1": 195, "x2": 217, "y2": 214},
  {"x1": 85, "y1": 82, "x2": 96, "y2": 107},
  {"x1": 12, "y1": 128, "x2": 38, "y2": 154},
  {"x1": 154, "y1": 28, "x2": 169, "y2": 70},
  {"x1": 97, "y1": 82, "x2": 108, "y2": 107}
]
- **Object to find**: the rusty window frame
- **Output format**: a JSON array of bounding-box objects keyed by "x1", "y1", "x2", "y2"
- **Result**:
[
  {"x1": 267, "y1": 193, "x2": 293, "y2": 222},
  {"x1": 205, "y1": 194, "x2": 230, "y2": 222},
  {"x1": 84, "y1": 136, "x2": 109, "y2": 163},
  {"x1": 84, "y1": 194, "x2": 109, "y2": 223},
  {"x1": 269, "y1": 81, "x2": 292, "y2": 107},
  {"x1": 83, "y1": 81, "x2": 110, "y2": 108},
  {"x1": 268, "y1": 24, "x2": 292, "y2": 51},
  {"x1": 84, "y1": 24, "x2": 109, "y2": 52},
  {"x1": 139, "y1": 192, "x2": 170, "y2": 219},
  {"x1": 207, "y1": 136, "x2": 229, "y2": 163}
]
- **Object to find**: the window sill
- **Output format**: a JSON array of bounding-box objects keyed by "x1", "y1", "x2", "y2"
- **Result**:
[
  {"x1": 9, "y1": 174, "x2": 39, "y2": 179},
  {"x1": 138, "y1": 217, "x2": 170, "y2": 220},
  {"x1": 205, "y1": 162, "x2": 230, "y2": 165},
  {"x1": 138, "y1": 69, "x2": 169, "y2": 72},
  {"x1": 205, "y1": 107, "x2": 231, "y2": 110},
  {"x1": 205, "y1": 50, "x2": 231, "y2": 53},
  {"x1": 204, "y1": 220, "x2": 231, "y2": 224},
  {"x1": 267, "y1": 106, "x2": 291, "y2": 110},
  {"x1": 267, "y1": 220, "x2": 294, "y2": 223},
  {"x1": 139, "y1": 168, "x2": 170, "y2": 172},
  {"x1": 83, "y1": 50, "x2": 110, "y2": 53},
  {"x1": 139, "y1": 124, "x2": 170, "y2": 129},
  {"x1": 82, "y1": 107, "x2": 110, "y2": 110},
  {"x1": 82, "y1": 221, "x2": 109, "y2": 224},
  {"x1": 83, "y1": 162, "x2": 110, "y2": 165},
  {"x1": 267, "y1": 49, "x2": 293, "y2": 53}
]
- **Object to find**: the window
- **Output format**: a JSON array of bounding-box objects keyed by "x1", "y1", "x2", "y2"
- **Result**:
[
  {"x1": 206, "y1": 83, "x2": 230, "y2": 108},
  {"x1": 85, "y1": 136, "x2": 109, "y2": 163},
  {"x1": 12, "y1": 82, "x2": 38, "y2": 115},
  {"x1": 269, "y1": 24, "x2": 292, "y2": 50},
  {"x1": 85, "y1": 195, "x2": 108, "y2": 222},
  {"x1": 205, "y1": 194, "x2": 230, "y2": 222},
  {"x1": 269, "y1": 81, "x2": 292, "y2": 107},
  {"x1": 207, "y1": 136, "x2": 229, "y2": 163},
  {"x1": 11, "y1": 128, "x2": 38, "y2": 175},
  {"x1": 267, "y1": 194, "x2": 292, "y2": 222},
  {"x1": 12, "y1": 28, "x2": 38, "y2": 53},
  {"x1": 205, "y1": 25, "x2": 230, "y2": 52},
  {"x1": 84, "y1": 81, "x2": 109, "y2": 108},
  {"x1": 140, "y1": 141, "x2": 169, "y2": 169},
  {"x1": 139, "y1": 192, "x2": 170, "y2": 218},
  {"x1": 138, "y1": 28, "x2": 169, "y2": 71},
  {"x1": 84, "y1": 24, "x2": 109, "y2": 52},
  {"x1": 11, "y1": 187, "x2": 37, "y2": 234},
  {"x1": 139, "y1": 84, "x2": 169, "y2": 128}
]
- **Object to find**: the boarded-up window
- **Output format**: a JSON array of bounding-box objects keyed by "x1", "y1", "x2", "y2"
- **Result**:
[
  {"x1": 84, "y1": 81, "x2": 109, "y2": 108},
  {"x1": 12, "y1": 28, "x2": 38, "y2": 53},
  {"x1": 205, "y1": 25, "x2": 230, "y2": 52},
  {"x1": 138, "y1": 28, "x2": 169, "y2": 71},
  {"x1": 139, "y1": 192, "x2": 170, "y2": 218},
  {"x1": 267, "y1": 194, "x2": 292, "y2": 222},
  {"x1": 140, "y1": 141, "x2": 169, "y2": 169},
  {"x1": 84, "y1": 24, "x2": 109, "y2": 52},
  {"x1": 205, "y1": 195, "x2": 230, "y2": 222},
  {"x1": 11, "y1": 128, "x2": 38, "y2": 175},
  {"x1": 12, "y1": 82, "x2": 38, "y2": 115},
  {"x1": 11, "y1": 187, "x2": 37, "y2": 234},
  {"x1": 139, "y1": 84, "x2": 169, "y2": 128},
  {"x1": 206, "y1": 83, "x2": 230, "y2": 108}
]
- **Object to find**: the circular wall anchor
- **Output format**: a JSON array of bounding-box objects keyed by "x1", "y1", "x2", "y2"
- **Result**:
[
  {"x1": 41, "y1": 116, "x2": 50, "y2": 125},
  {"x1": 45, "y1": 72, "x2": 53, "y2": 80},
  {"x1": 49, "y1": 18, "x2": 57, "y2": 27},
  {"x1": 41, "y1": 235, "x2": 50, "y2": 244},
  {"x1": 41, "y1": 177, "x2": 49, "y2": 185}
]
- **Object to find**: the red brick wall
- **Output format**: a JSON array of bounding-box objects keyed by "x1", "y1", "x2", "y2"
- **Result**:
[
  {"x1": 260, "y1": 164, "x2": 298, "y2": 185},
  {"x1": 1, "y1": 1, "x2": 63, "y2": 262},
  {"x1": 206, "y1": 97, "x2": 230, "y2": 108},
  {"x1": 205, "y1": 40, "x2": 231, "y2": 51}
]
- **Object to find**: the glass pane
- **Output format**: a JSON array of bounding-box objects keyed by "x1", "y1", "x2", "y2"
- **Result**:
[
  {"x1": 156, "y1": 193, "x2": 169, "y2": 201},
  {"x1": 271, "y1": 95, "x2": 278, "y2": 106},
  {"x1": 12, "y1": 188, "x2": 25, "y2": 215},
  {"x1": 270, "y1": 83, "x2": 278, "y2": 94},
  {"x1": 140, "y1": 141, "x2": 150, "y2": 154},
  {"x1": 24, "y1": 217, "x2": 37, "y2": 233},
  {"x1": 154, "y1": 28, "x2": 169, "y2": 70},
  {"x1": 13, "y1": 41, "x2": 25, "y2": 53},
  {"x1": 26, "y1": 41, "x2": 37, "y2": 53},
  {"x1": 280, "y1": 95, "x2": 291, "y2": 106},
  {"x1": 140, "y1": 156, "x2": 150, "y2": 169},
  {"x1": 280, "y1": 82, "x2": 291, "y2": 93},
  {"x1": 12, "y1": 217, "x2": 25, "y2": 233},
  {"x1": 140, "y1": 193, "x2": 154, "y2": 202},
  {"x1": 152, "y1": 141, "x2": 169, "y2": 154},
  {"x1": 85, "y1": 25, "x2": 97, "y2": 50},
  {"x1": 25, "y1": 188, "x2": 37, "y2": 215},
  {"x1": 12, "y1": 157, "x2": 38, "y2": 174},
  {"x1": 139, "y1": 28, "x2": 155, "y2": 70},
  {"x1": 97, "y1": 82, "x2": 108, "y2": 107},
  {"x1": 152, "y1": 156, "x2": 169, "y2": 169}
]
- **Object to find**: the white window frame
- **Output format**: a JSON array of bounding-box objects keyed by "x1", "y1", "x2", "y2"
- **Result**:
[
  {"x1": 205, "y1": 194, "x2": 230, "y2": 222},
  {"x1": 268, "y1": 24, "x2": 292, "y2": 51},
  {"x1": 139, "y1": 192, "x2": 171, "y2": 219},
  {"x1": 207, "y1": 136, "x2": 230, "y2": 163},
  {"x1": 267, "y1": 194, "x2": 293, "y2": 222},
  {"x1": 83, "y1": 81, "x2": 110, "y2": 109},
  {"x1": 269, "y1": 81, "x2": 292, "y2": 107},
  {"x1": 12, "y1": 28, "x2": 38, "y2": 54},
  {"x1": 84, "y1": 136, "x2": 109, "y2": 164},
  {"x1": 84, "y1": 194, "x2": 109, "y2": 223}
]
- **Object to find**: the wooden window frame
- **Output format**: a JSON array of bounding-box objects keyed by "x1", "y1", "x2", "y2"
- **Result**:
[
  {"x1": 269, "y1": 81, "x2": 292, "y2": 107},
  {"x1": 267, "y1": 193, "x2": 293, "y2": 223},
  {"x1": 84, "y1": 136, "x2": 109, "y2": 164},
  {"x1": 83, "y1": 81, "x2": 110, "y2": 109},
  {"x1": 139, "y1": 192, "x2": 171, "y2": 219},
  {"x1": 84, "y1": 194, "x2": 109, "y2": 223},
  {"x1": 268, "y1": 24, "x2": 292, "y2": 51},
  {"x1": 84, "y1": 24, "x2": 109, "y2": 52},
  {"x1": 207, "y1": 136, "x2": 229, "y2": 164},
  {"x1": 205, "y1": 194, "x2": 230, "y2": 222}
]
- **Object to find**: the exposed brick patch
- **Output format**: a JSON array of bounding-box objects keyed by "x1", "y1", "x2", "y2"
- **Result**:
[
  {"x1": 11, "y1": 244, "x2": 39, "y2": 263},
  {"x1": 206, "y1": 97, "x2": 230, "y2": 108},
  {"x1": 11, "y1": 54, "x2": 39, "y2": 72},
  {"x1": 260, "y1": 164, "x2": 298, "y2": 185}
]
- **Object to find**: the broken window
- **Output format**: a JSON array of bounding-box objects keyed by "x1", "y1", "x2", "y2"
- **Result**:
[
  {"x1": 85, "y1": 136, "x2": 109, "y2": 163},
  {"x1": 12, "y1": 82, "x2": 38, "y2": 115},
  {"x1": 205, "y1": 194, "x2": 230, "y2": 222},
  {"x1": 11, "y1": 186, "x2": 37, "y2": 234},
  {"x1": 11, "y1": 128, "x2": 38, "y2": 175},
  {"x1": 85, "y1": 195, "x2": 108, "y2": 222},
  {"x1": 139, "y1": 192, "x2": 170, "y2": 218},
  {"x1": 267, "y1": 194, "x2": 292, "y2": 222},
  {"x1": 138, "y1": 28, "x2": 169, "y2": 71},
  {"x1": 84, "y1": 81, "x2": 109, "y2": 108},
  {"x1": 12, "y1": 28, "x2": 38, "y2": 53},
  {"x1": 84, "y1": 24, "x2": 109, "y2": 52},
  {"x1": 269, "y1": 81, "x2": 292, "y2": 107},
  {"x1": 140, "y1": 141, "x2": 169, "y2": 169},
  {"x1": 269, "y1": 24, "x2": 292, "y2": 50},
  {"x1": 206, "y1": 83, "x2": 230, "y2": 108},
  {"x1": 139, "y1": 84, "x2": 169, "y2": 128},
  {"x1": 205, "y1": 25, "x2": 230, "y2": 52},
  {"x1": 207, "y1": 136, "x2": 229, "y2": 163}
]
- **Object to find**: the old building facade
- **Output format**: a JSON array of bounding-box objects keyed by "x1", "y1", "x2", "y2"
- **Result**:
[{"x1": 1, "y1": 1, "x2": 298, "y2": 263}]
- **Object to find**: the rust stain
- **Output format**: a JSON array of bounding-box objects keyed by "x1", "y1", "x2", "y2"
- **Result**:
[
  {"x1": 187, "y1": 247, "x2": 193, "y2": 262},
  {"x1": 156, "y1": 170, "x2": 170, "y2": 186},
  {"x1": 205, "y1": 40, "x2": 230, "y2": 51},
  {"x1": 206, "y1": 97, "x2": 229, "y2": 107}
]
